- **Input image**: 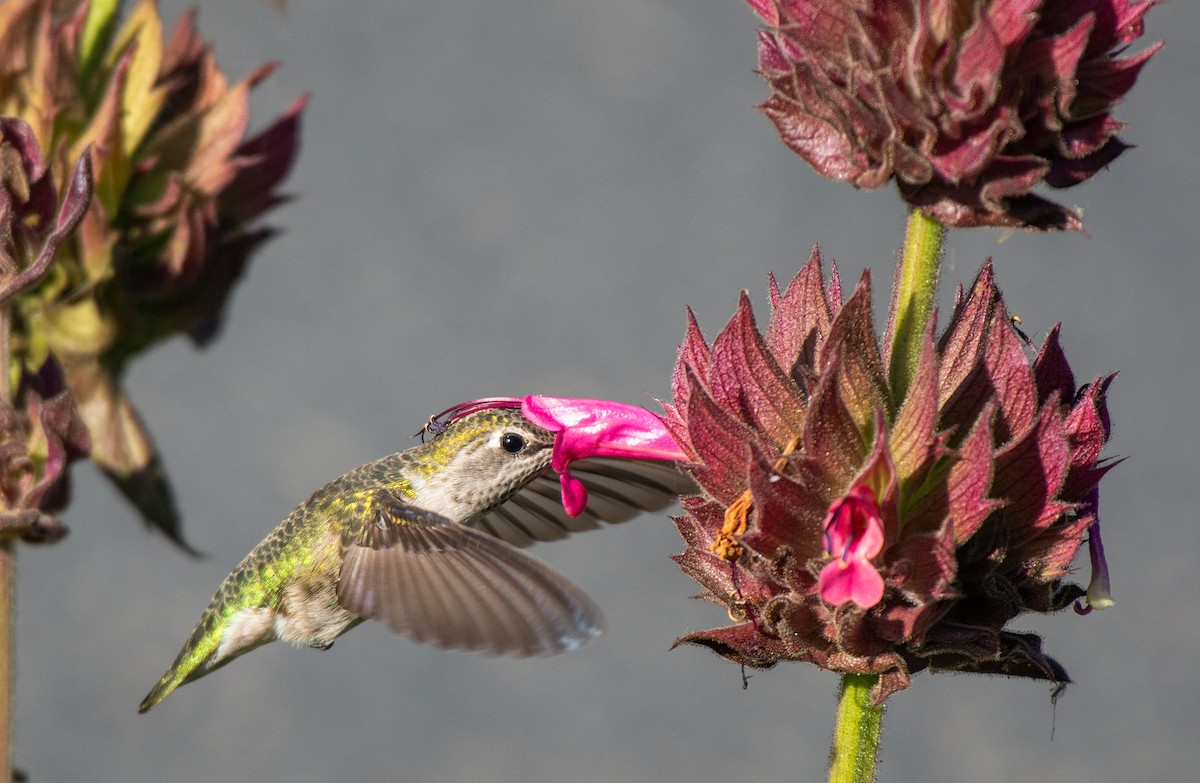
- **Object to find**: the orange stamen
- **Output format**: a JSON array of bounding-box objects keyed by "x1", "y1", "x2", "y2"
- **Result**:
[{"x1": 709, "y1": 435, "x2": 801, "y2": 562}]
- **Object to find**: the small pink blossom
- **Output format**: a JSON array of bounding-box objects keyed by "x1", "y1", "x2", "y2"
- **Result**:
[{"x1": 819, "y1": 486, "x2": 885, "y2": 609}]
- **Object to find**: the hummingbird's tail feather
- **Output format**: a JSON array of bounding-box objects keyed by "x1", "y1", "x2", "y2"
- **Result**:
[
  {"x1": 139, "y1": 665, "x2": 188, "y2": 714},
  {"x1": 338, "y1": 503, "x2": 604, "y2": 656},
  {"x1": 139, "y1": 625, "x2": 213, "y2": 713},
  {"x1": 138, "y1": 602, "x2": 254, "y2": 713}
]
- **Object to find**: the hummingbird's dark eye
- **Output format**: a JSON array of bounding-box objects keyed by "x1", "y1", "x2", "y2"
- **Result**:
[{"x1": 500, "y1": 433, "x2": 526, "y2": 454}]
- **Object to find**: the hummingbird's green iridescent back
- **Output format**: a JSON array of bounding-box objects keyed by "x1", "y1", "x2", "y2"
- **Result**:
[{"x1": 139, "y1": 408, "x2": 688, "y2": 713}]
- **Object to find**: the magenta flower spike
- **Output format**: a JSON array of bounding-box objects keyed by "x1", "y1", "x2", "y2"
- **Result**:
[
  {"x1": 522, "y1": 395, "x2": 689, "y2": 517},
  {"x1": 667, "y1": 248, "x2": 1118, "y2": 703}
]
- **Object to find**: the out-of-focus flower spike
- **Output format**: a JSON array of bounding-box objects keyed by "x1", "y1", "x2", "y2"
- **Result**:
[
  {"x1": 747, "y1": 0, "x2": 1160, "y2": 230},
  {"x1": 0, "y1": 1, "x2": 305, "y2": 548},
  {"x1": 0, "y1": 148, "x2": 93, "y2": 302}
]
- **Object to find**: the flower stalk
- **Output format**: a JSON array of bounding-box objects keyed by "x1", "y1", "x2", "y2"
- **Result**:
[
  {"x1": 0, "y1": 310, "x2": 13, "y2": 783},
  {"x1": 829, "y1": 674, "x2": 883, "y2": 783},
  {"x1": 889, "y1": 209, "x2": 944, "y2": 401}
]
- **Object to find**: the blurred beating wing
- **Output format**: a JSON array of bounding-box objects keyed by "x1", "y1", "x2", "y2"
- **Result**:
[
  {"x1": 337, "y1": 490, "x2": 603, "y2": 656},
  {"x1": 468, "y1": 458, "x2": 695, "y2": 548}
]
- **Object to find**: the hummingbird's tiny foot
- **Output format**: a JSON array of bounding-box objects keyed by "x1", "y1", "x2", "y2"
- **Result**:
[{"x1": 312, "y1": 641, "x2": 334, "y2": 651}]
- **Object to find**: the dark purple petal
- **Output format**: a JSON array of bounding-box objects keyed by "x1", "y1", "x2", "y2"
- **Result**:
[
  {"x1": 819, "y1": 271, "x2": 889, "y2": 432},
  {"x1": 738, "y1": 444, "x2": 826, "y2": 561},
  {"x1": 890, "y1": 327, "x2": 940, "y2": 489},
  {"x1": 673, "y1": 622, "x2": 788, "y2": 669},
  {"x1": 221, "y1": 94, "x2": 309, "y2": 224},
  {"x1": 802, "y1": 346, "x2": 867, "y2": 490},
  {"x1": 706, "y1": 293, "x2": 805, "y2": 446},
  {"x1": 765, "y1": 246, "x2": 833, "y2": 384}
]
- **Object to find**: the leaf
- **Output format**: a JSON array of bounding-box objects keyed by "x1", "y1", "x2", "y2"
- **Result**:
[{"x1": 109, "y1": 0, "x2": 168, "y2": 156}]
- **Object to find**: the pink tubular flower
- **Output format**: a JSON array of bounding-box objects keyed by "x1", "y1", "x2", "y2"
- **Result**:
[
  {"x1": 666, "y1": 248, "x2": 1117, "y2": 703},
  {"x1": 522, "y1": 395, "x2": 689, "y2": 517},
  {"x1": 747, "y1": 0, "x2": 1160, "y2": 231},
  {"x1": 819, "y1": 485, "x2": 886, "y2": 609}
]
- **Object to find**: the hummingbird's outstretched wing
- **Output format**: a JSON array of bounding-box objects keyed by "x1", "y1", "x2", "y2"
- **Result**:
[
  {"x1": 468, "y1": 458, "x2": 694, "y2": 548},
  {"x1": 337, "y1": 490, "x2": 604, "y2": 657}
]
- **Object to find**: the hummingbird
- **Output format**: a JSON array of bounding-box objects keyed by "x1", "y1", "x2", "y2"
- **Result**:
[{"x1": 138, "y1": 401, "x2": 688, "y2": 713}]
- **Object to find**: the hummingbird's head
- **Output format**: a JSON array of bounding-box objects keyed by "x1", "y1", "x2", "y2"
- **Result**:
[{"x1": 413, "y1": 407, "x2": 557, "y2": 521}]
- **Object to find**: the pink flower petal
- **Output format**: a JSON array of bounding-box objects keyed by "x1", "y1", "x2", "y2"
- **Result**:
[
  {"x1": 558, "y1": 472, "x2": 590, "y2": 519},
  {"x1": 523, "y1": 395, "x2": 687, "y2": 465},
  {"x1": 818, "y1": 558, "x2": 885, "y2": 609},
  {"x1": 819, "y1": 484, "x2": 886, "y2": 608}
]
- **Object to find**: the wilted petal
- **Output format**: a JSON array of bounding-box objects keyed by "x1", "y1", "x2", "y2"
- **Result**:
[
  {"x1": 1081, "y1": 512, "x2": 1114, "y2": 611},
  {"x1": 67, "y1": 358, "x2": 192, "y2": 552},
  {"x1": 672, "y1": 621, "x2": 788, "y2": 669}
]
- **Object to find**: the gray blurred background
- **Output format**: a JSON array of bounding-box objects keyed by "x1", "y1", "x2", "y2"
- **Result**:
[{"x1": 15, "y1": 1, "x2": 1199, "y2": 781}]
